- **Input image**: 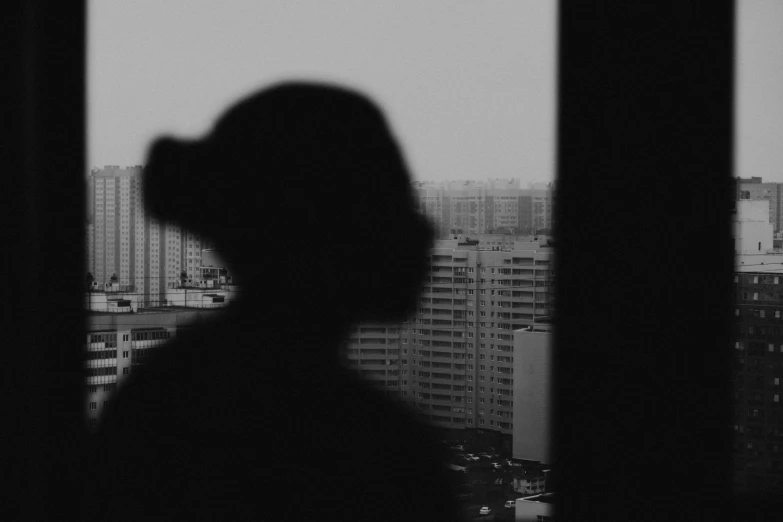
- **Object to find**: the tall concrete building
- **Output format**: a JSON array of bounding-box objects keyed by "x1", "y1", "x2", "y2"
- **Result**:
[
  {"x1": 733, "y1": 197, "x2": 783, "y2": 493},
  {"x1": 84, "y1": 307, "x2": 225, "y2": 429},
  {"x1": 343, "y1": 236, "x2": 554, "y2": 450},
  {"x1": 86, "y1": 165, "x2": 212, "y2": 306},
  {"x1": 412, "y1": 179, "x2": 554, "y2": 239}
]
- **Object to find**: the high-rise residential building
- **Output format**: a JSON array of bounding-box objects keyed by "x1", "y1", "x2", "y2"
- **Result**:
[
  {"x1": 86, "y1": 165, "x2": 213, "y2": 306},
  {"x1": 343, "y1": 236, "x2": 554, "y2": 451},
  {"x1": 733, "y1": 197, "x2": 783, "y2": 493},
  {"x1": 412, "y1": 179, "x2": 554, "y2": 239},
  {"x1": 84, "y1": 305, "x2": 227, "y2": 428},
  {"x1": 528, "y1": 182, "x2": 554, "y2": 233}
]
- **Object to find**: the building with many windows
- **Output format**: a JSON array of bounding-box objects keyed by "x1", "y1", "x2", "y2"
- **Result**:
[
  {"x1": 343, "y1": 236, "x2": 554, "y2": 450},
  {"x1": 84, "y1": 307, "x2": 224, "y2": 429},
  {"x1": 412, "y1": 179, "x2": 555, "y2": 239},
  {"x1": 733, "y1": 196, "x2": 783, "y2": 492},
  {"x1": 84, "y1": 251, "x2": 235, "y2": 427},
  {"x1": 86, "y1": 165, "x2": 214, "y2": 306}
]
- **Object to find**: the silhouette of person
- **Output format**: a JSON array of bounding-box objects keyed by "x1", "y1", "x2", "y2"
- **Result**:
[{"x1": 82, "y1": 82, "x2": 462, "y2": 521}]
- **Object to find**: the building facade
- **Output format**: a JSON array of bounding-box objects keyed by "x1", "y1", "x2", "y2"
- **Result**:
[
  {"x1": 514, "y1": 493, "x2": 555, "y2": 521},
  {"x1": 737, "y1": 176, "x2": 783, "y2": 234},
  {"x1": 733, "y1": 197, "x2": 783, "y2": 493},
  {"x1": 86, "y1": 165, "x2": 213, "y2": 306},
  {"x1": 512, "y1": 327, "x2": 553, "y2": 465},
  {"x1": 343, "y1": 237, "x2": 554, "y2": 447},
  {"x1": 412, "y1": 180, "x2": 555, "y2": 239},
  {"x1": 84, "y1": 307, "x2": 224, "y2": 428}
]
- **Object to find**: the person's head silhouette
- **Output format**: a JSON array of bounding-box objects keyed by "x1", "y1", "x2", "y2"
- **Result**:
[{"x1": 144, "y1": 82, "x2": 434, "y2": 326}]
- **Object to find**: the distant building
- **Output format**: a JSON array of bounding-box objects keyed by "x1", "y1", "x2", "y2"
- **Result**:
[
  {"x1": 736, "y1": 176, "x2": 783, "y2": 233},
  {"x1": 734, "y1": 199, "x2": 774, "y2": 254},
  {"x1": 411, "y1": 179, "x2": 554, "y2": 239},
  {"x1": 84, "y1": 307, "x2": 223, "y2": 429},
  {"x1": 86, "y1": 165, "x2": 213, "y2": 306},
  {"x1": 733, "y1": 194, "x2": 783, "y2": 492},
  {"x1": 342, "y1": 237, "x2": 555, "y2": 451},
  {"x1": 512, "y1": 466, "x2": 549, "y2": 496}
]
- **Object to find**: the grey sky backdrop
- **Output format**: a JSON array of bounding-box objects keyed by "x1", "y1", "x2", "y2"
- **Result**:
[
  {"x1": 90, "y1": 1, "x2": 782, "y2": 183},
  {"x1": 88, "y1": 1, "x2": 556, "y2": 184}
]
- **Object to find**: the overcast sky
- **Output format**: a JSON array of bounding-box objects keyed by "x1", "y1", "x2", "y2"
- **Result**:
[
  {"x1": 88, "y1": 1, "x2": 556, "y2": 184},
  {"x1": 736, "y1": 0, "x2": 783, "y2": 183},
  {"x1": 89, "y1": 1, "x2": 783, "y2": 184}
]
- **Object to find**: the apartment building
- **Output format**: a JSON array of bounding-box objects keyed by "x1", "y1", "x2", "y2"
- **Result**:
[
  {"x1": 732, "y1": 197, "x2": 783, "y2": 492},
  {"x1": 84, "y1": 307, "x2": 226, "y2": 428},
  {"x1": 411, "y1": 179, "x2": 554, "y2": 239},
  {"x1": 86, "y1": 165, "x2": 213, "y2": 305},
  {"x1": 343, "y1": 237, "x2": 554, "y2": 448},
  {"x1": 737, "y1": 176, "x2": 783, "y2": 234}
]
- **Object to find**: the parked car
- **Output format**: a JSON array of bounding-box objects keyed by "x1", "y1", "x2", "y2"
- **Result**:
[
  {"x1": 504, "y1": 500, "x2": 515, "y2": 509},
  {"x1": 479, "y1": 506, "x2": 492, "y2": 515},
  {"x1": 492, "y1": 463, "x2": 503, "y2": 470}
]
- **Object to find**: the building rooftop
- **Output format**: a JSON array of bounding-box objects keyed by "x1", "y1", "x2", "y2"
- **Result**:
[
  {"x1": 520, "y1": 492, "x2": 556, "y2": 504},
  {"x1": 135, "y1": 305, "x2": 218, "y2": 313}
]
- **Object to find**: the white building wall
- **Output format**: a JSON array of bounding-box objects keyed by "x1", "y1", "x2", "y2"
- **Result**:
[
  {"x1": 512, "y1": 330, "x2": 552, "y2": 464},
  {"x1": 515, "y1": 495, "x2": 554, "y2": 521},
  {"x1": 734, "y1": 199, "x2": 774, "y2": 254}
]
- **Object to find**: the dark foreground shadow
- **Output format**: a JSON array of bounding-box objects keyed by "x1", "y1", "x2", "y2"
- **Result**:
[{"x1": 82, "y1": 82, "x2": 461, "y2": 521}]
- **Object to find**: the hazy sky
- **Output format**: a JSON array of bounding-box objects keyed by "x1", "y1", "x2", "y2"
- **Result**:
[
  {"x1": 736, "y1": 0, "x2": 783, "y2": 183},
  {"x1": 90, "y1": 2, "x2": 783, "y2": 184},
  {"x1": 88, "y1": 1, "x2": 556, "y2": 183}
]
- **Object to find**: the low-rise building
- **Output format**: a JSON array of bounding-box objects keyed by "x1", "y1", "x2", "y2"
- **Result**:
[
  {"x1": 514, "y1": 492, "x2": 555, "y2": 521},
  {"x1": 512, "y1": 467, "x2": 549, "y2": 496}
]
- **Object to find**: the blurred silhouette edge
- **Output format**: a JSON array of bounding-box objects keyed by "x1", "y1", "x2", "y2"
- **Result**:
[
  {"x1": 82, "y1": 81, "x2": 464, "y2": 522},
  {"x1": 144, "y1": 81, "x2": 435, "y2": 326}
]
